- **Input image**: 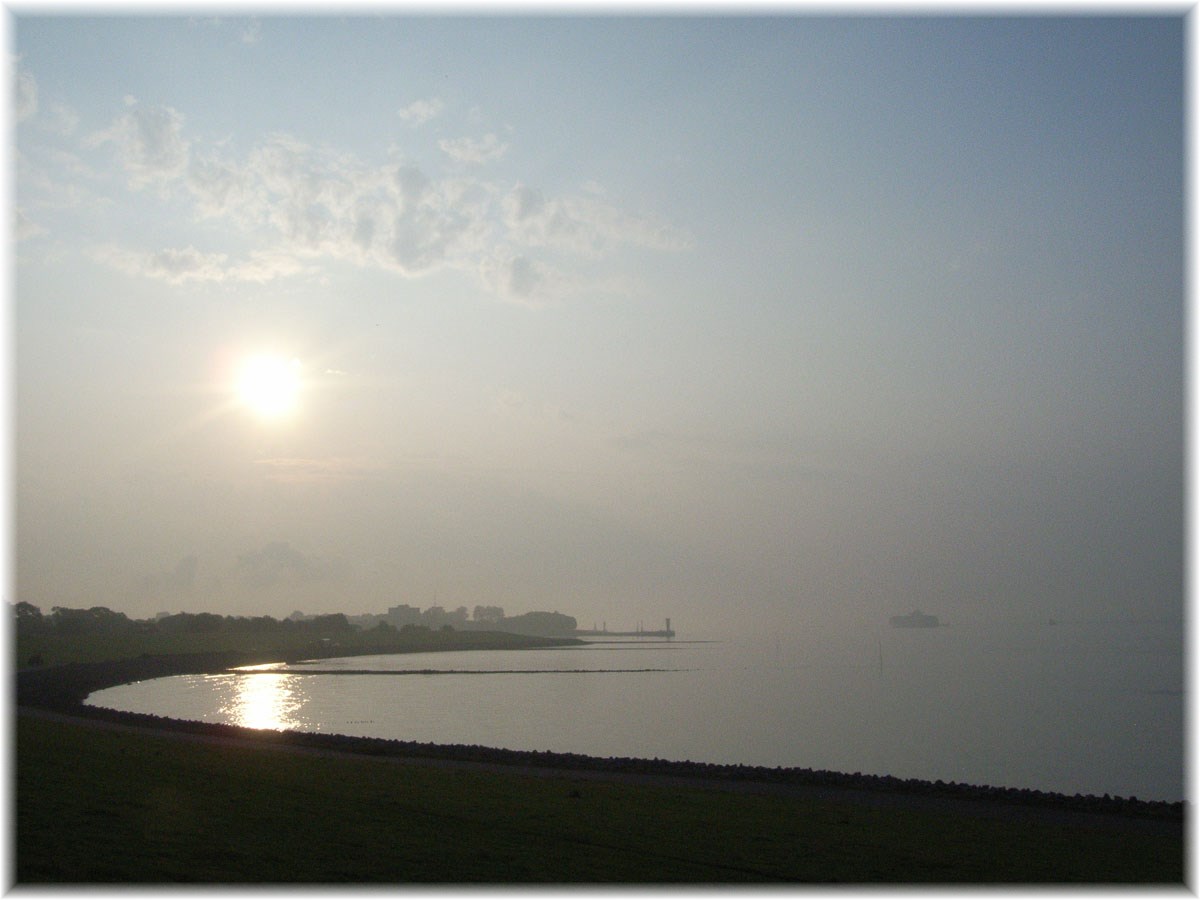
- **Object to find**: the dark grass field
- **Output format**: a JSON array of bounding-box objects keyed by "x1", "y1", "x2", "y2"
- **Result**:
[{"x1": 15, "y1": 712, "x2": 1184, "y2": 884}]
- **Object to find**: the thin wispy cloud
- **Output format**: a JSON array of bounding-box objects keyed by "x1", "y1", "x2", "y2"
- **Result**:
[
  {"x1": 397, "y1": 97, "x2": 444, "y2": 125},
  {"x1": 86, "y1": 97, "x2": 190, "y2": 191},
  {"x1": 89, "y1": 243, "x2": 314, "y2": 285},
  {"x1": 503, "y1": 183, "x2": 692, "y2": 258},
  {"x1": 479, "y1": 252, "x2": 568, "y2": 304},
  {"x1": 42, "y1": 102, "x2": 80, "y2": 136},
  {"x1": 14, "y1": 63, "x2": 37, "y2": 122},
  {"x1": 239, "y1": 20, "x2": 262, "y2": 45},
  {"x1": 439, "y1": 133, "x2": 509, "y2": 164},
  {"x1": 16, "y1": 208, "x2": 46, "y2": 241},
  {"x1": 72, "y1": 98, "x2": 690, "y2": 302}
]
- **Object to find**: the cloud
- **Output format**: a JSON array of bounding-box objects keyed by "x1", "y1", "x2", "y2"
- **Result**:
[
  {"x1": 92, "y1": 244, "x2": 227, "y2": 283},
  {"x1": 397, "y1": 97, "x2": 444, "y2": 126},
  {"x1": 79, "y1": 99, "x2": 690, "y2": 301},
  {"x1": 43, "y1": 102, "x2": 80, "y2": 136},
  {"x1": 87, "y1": 98, "x2": 190, "y2": 190},
  {"x1": 16, "y1": 208, "x2": 47, "y2": 241},
  {"x1": 14, "y1": 64, "x2": 37, "y2": 122},
  {"x1": 503, "y1": 183, "x2": 692, "y2": 257},
  {"x1": 234, "y1": 541, "x2": 345, "y2": 589},
  {"x1": 91, "y1": 243, "x2": 314, "y2": 284},
  {"x1": 479, "y1": 252, "x2": 565, "y2": 305},
  {"x1": 17, "y1": 147, "x2": 109, "y2": 214},
  {"x1": 187, "y1": 16, "x2": 261, "y2": 47},
  {"x1": 438, "y1": 133, "x2": 509, "y2": 164},
  {"x1": 192, "y1": 137, "x2": 502, "y2": 277},
  {"x1": 228, "y1": 248, "x2": 317, "y2": 282}
]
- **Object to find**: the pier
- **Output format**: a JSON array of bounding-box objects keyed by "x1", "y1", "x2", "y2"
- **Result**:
[{"x1": 574, "y1": 618, "x2": 674, "y2": 639}]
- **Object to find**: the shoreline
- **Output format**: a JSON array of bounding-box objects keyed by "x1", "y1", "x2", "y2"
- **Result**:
[{"x1": 15, "y1": 649, "x2": 1185, "y2": 825}]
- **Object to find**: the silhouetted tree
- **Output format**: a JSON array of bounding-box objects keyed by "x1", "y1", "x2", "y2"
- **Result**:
[
  {"x1": 187, "y1": 612, "x2": 224, "y2": 633},
  {"x1": 13, "y1": 602, "x2": 46, "y2": 633},
  {"x1": 305, "y1": 613, "x2": 352, "y2": 633},
  {"x1": 50, "y1": 606, "x2": 133, "y2": 634}
]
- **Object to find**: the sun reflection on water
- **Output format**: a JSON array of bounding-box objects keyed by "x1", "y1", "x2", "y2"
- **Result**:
[{"x1": 221, "y1": 673, "x2": 302, "y2": 730}]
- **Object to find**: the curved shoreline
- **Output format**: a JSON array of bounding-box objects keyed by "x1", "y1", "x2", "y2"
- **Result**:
[{"x1": 16, "y1": 651, "x2": 1185, "y2": 826}]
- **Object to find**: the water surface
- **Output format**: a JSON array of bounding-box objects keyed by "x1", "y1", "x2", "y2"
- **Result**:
[{"x1": 87, "y1": 619, "x2": 1183, "y2": 801}]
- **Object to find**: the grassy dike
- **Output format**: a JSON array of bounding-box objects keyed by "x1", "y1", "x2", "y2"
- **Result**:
[{"x1": 13, "y1": 630, "x2": 1187, "y2": 884}]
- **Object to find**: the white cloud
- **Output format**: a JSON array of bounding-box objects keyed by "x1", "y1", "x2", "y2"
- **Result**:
[
  {"x1": 15, "y1": 208, "x2": 47, "y2": 241},
  {"x1": 503, "y1": 183, "x2": 692, "y2": 258},
  {"x1": 479, "y1": 252, "x2": 563, "y2": 305},
  {"x1": 42, "y1": 102, "x2": 79, "y2": 136},
  {"x1": 230, "y1": 249, "x2": 316, "y2": 282},
  {"x1": 91, "y1": 244, "x2": 228, "y2": 283},
  {"x1": 397, "y1": 97, "x2": 444, "y2": 125},
  {"x1": 15, "y1": 65, "x2": 37, "y2": 123},
  {"x1": 47, "y1": 147, "x2": 97, "y2": 179},
  {"x1": 91, "y1": 243, "x2": 313, "y2": 285},
  {"x1": 187, "y1": 134, "x2": 501, "y2": 277},
  {"x1": 87, "y1": 99, "x2": 190, "y2": 190},
  {"x1": 438, "y1": 133, "x2": 509, "y2": 164},
  {"x1": 17, "y1": 149, "x2": 110, "y2": 213},
  {"x1": 77, "y1": 100, "x2": 689, "y2": 302}
]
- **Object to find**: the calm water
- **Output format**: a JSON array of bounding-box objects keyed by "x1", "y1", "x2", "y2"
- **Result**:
[{"x1": 86, "y1": 618, "x2": 1184, "y2": 802}]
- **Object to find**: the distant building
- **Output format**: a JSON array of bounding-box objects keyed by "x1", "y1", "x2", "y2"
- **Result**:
[{"x1": 386, "y1": 604, "x2": 422, "y2": 627}]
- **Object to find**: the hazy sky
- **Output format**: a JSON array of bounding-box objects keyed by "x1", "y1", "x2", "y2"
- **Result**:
[{"x1": 13, "y1": 14, "x2": 1183, "y2": 634}]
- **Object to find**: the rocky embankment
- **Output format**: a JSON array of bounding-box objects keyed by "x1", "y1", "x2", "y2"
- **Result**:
[{"x1": 16, "y1": 654, "x2": 1184, "y2": 825}]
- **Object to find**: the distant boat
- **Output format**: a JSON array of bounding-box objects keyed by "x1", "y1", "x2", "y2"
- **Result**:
[{"x1": 890, "y1": 609, "x2": 940, "y2": 629}]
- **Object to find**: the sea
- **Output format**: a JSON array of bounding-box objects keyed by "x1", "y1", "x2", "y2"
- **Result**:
[{"x1": 85, "y1": 617, "x2": 1184, "y2": 803}]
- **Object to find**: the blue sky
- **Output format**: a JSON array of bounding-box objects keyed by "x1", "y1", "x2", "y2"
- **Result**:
[{"x1": 12, "y1": 13, "x2": 1184, "y2": 633}]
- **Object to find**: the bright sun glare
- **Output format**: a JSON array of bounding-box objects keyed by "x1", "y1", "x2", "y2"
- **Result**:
[{"x1": 235, "y1": 354, "x2": 302, "y2": 419}]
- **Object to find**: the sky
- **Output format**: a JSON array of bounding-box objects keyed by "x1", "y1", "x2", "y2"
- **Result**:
[{"x1": 11, "y1": 13, "x2": 1184, "y2": 636}]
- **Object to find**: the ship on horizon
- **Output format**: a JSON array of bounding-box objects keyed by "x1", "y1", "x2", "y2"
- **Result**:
[{"x1": 889, "y1": 609, "x2": 941, "y2": 629}]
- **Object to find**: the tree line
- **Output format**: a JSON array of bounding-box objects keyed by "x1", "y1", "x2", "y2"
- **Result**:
[
  {"x1": 12, "y1": 602, "x2": 578, "y2": 639},
  {"x1": 12, "y1": 602, "x2": 356, "y2": 637}
]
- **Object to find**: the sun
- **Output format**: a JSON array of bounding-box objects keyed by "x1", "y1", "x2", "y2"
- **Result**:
[{"x1": 235, "y1": 354, "x2": 302, "y2": 419}]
